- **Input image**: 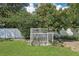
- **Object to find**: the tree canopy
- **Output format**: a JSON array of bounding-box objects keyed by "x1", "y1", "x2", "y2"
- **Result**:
[
  {"x1": 0, "y1": 3, "x2": 79, "y2": 38},
  {"x1": 35, "y1": 3, "x2": 79, "y2": 31},
  {"x1": 0, "y1": 3, "x2": 29, "y2": 17}
]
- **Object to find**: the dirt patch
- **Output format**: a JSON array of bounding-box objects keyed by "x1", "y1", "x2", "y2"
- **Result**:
[{"x1": 63, "y1": 41, "x2": 79, "y2": 52}]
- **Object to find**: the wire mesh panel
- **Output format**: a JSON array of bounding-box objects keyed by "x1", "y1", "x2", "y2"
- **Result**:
[
  {"x1": 30, "y1": 28, "x2": 54, "y2": 46},
  {"x1": 31, "y1": 33, "x2": 48, "y2": 46}
]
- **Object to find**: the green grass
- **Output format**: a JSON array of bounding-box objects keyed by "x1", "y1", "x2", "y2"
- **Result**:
[{"x1": 0, "y1": 40, "x2": 79, "y2": 56}]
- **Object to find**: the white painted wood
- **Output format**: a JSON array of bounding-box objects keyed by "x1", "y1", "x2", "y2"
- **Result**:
[{"x1": 30, "y1": 28, "x2": 54, "y2": 46}]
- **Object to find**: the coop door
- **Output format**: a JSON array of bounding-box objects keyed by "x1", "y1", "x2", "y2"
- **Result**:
[
  {"x1": 48, "y1": 32, "x2": 54, "y2": 43},
  {"x1": 31, "y1": 33, "x2": 48, "y2": 46}
]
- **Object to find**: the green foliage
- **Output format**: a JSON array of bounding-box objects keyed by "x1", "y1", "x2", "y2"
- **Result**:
[
  {"x1": 66, "y1": 4, "x2": 79, "y2": 28},
  {"x1": 52, "y1": 40, "x2": 64, "y2": 47},
  {"x1": 0, "y1": 3, "x2": 29, "y2": 18},
  {"x1": 0, "y1": 3, "x2": 79, "y2": 39},
  {"x1": 59, "y1": 35, "x2": 79, "y2": 41},
  {"x1": 35, "y1": 4, "x2": 69, "y2": 31},
  {"x1": 35, "y1": 3, "x2": 79, "y2": 32},
  {"x1": 0, "y1": 38, "x2": 13, "y2": 42}
]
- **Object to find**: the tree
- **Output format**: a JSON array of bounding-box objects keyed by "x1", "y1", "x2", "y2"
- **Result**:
[
  {"x1": 35, "y1": 3, "x2": 68, "y2": 32},
  {"x1": 0, "y1": 3, "x2": 29, "y2": 17},
  {"x1": 66, "y1": 4, "x2": 79, "y2": 28},
  {"x1": 35, "y1": 3, "x2": 79, "y2": 32}
]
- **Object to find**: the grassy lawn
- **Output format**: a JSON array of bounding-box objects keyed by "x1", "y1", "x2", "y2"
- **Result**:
[{"x1": 0, "y1": 40, "x2": 79, "y2": 56}]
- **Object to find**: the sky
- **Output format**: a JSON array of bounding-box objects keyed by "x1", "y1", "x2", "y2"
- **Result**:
[
  {"x1": 26, "y1": 3, "x2": 35, "y2": 13},
  {"x1": 26, "y1": 3, "x2": 69, "y2": 13},
  {"x1": 54, "y1": 3, "x2": 69, "y2": 10}
]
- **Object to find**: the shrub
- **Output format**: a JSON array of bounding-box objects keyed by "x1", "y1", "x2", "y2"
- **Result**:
[
  {"x1": 0, "y1": 38, "x2": 13, "y2": 42},
  {"x1": 52, "y1": 40, "x2": 64, "y2": 47},
  {"x1": 59, "y1": 35, "x2": 79, "y2": 41}
]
